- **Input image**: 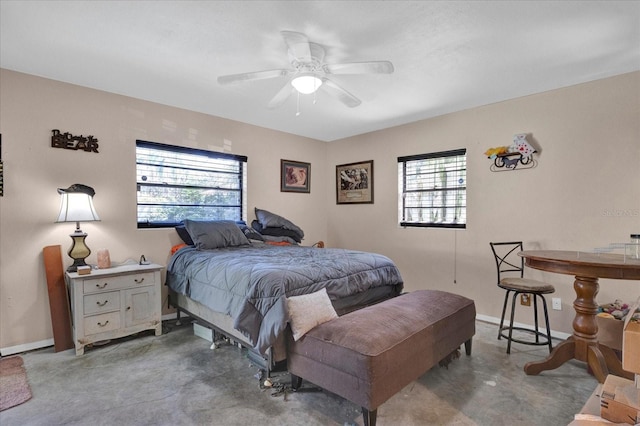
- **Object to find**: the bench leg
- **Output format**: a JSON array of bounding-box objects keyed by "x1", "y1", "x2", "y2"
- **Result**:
[
  {"x1": 290, "y1": 373, "x2": 302, "y2": 390},
  {"x1": 464, "y1": 338, "x2": 472, "y2": 356},
  {"x1": 362, "y1": 407, "x2": 377, "y2": 426}
]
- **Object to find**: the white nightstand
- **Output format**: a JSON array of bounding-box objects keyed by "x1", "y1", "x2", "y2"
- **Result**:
[{"x1": 65, "y1": 263, "x2": 163, "y2": 355}]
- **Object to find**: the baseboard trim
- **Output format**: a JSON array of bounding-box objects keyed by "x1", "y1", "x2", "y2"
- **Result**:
[
  {"x1": 0, "y1": 314, "x2": 570, "y2": 357},
  {"x1": 1, "y1": 338, "x2": 55, "y2": 357},
  {"x1": 162, "y1": 312, "x2": 180, "y2": 321},
  {"x1": 476, "y1": 314, "x2": 571, "y2": 340},
  {"x1": 1, "y1": 313, "x2": 186, "y2": 356}
]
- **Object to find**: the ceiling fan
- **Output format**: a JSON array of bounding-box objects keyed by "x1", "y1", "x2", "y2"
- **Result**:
[{"x1": 217, "y1": 31, "x2": 394, "y2": 109}]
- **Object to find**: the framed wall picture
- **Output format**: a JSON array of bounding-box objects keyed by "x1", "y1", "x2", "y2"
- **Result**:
[
  {"x1": 336, "y1": 160, "x2": 373, "y2": 204},
  {"x1": 281, "y1": 159, "x2": 310, "y2": 193}
]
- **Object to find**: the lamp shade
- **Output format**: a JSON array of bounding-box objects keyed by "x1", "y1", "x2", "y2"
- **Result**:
[
  {"x1": 291, "y1": 74, "x2": 323, "y2": 94},
  {"x1": 56, "y1": 184, "x2": 100, "y2": 272},
  {"x1": 56, "y1": 184, "x2": 100, "y2": 223}
]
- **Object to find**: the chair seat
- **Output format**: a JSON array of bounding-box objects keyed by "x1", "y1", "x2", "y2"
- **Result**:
[{"x1": 498, "y1": 278, "x2": 555, "y2": 293}]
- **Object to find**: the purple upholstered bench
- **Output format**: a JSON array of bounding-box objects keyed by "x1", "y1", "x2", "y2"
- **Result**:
[{"x1": 287, "y1": 290, "x2": 476, "y2": 426}]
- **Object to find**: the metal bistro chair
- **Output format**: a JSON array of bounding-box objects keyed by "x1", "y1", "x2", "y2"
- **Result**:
[{"x1": 490, "y1": 241, "x2": 554, "y2": 354}]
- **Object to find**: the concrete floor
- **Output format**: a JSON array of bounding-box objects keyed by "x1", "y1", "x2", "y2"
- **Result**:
[{"x1": 0, "y1": 320, "x2": 597, "y2": 426}]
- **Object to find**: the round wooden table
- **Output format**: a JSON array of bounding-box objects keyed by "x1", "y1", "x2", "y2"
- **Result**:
[{"x1": 519, "y1": 250, "x2": 640, "y2": 383}]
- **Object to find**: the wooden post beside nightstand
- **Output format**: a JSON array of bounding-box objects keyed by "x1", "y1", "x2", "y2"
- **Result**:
[{"x1": 65, "y1": 263, "x2": 163, "y2": 355}]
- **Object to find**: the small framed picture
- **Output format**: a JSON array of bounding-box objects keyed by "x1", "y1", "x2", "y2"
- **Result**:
[
  {"x1": 336, "y1": 160, "x2": 373, "y2": 204},
  {"x1": 281, "y1": 159, "x2": 310, "y2": 193}
]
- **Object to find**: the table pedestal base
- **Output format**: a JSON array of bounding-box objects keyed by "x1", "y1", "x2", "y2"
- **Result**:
[
  {"x1": 519, "y1": 251, "x2": 640, "y2": 383},
  {"x1": 524, "y1": 337, "x2": 633, "y2": 383}
]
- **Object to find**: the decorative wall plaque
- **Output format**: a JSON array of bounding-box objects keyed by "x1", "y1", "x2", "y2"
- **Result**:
[
  {"x1": 485, "y1": 133, "x2": 538, "y2": 172},
  {"x1": 51, "y1": 129, "x2": 99, "y2": 153}
]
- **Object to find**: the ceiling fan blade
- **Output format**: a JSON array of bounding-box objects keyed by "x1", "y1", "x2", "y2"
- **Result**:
[
  {"x1": 281, "y1": 31, "x2": 311, "y2": 61},
  {"x1": 267, "y1": 81, "x2": 294, "y2": 109},
  {"x1": 321, "y1": 78, "x2": 361, "y2": 108},
  {"x1": 324, "y1": 61, "x2": 394, "y2": 75},
  {"x1": 217, "y1": 69, "x2": 289, "y2": 85}
]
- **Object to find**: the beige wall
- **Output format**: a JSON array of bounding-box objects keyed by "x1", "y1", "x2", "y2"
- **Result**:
[
  {"x1": 326, "y1": 71, "x2": 640, "y2": 333},
  {"x1": 0, "y1": 69, "x2": 327, "y2": 351},
  {"x1": 1, "y1": 68, "x2": 638, "y2": 352}
]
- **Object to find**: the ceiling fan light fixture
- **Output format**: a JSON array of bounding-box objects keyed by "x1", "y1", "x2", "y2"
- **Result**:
[{"x1": 291, "y1": 74, "x2": 322, "y2": 94}]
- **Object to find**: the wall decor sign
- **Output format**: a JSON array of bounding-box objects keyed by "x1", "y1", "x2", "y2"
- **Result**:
[
  {"x1": 484, "y1": 133, "x2": 537, "y2": 172},
  {"x1": 336, "y1": 160, "x2": 374, "y2": 204},
  {"x1": 51, "y1": 129, "x2": 99, "y2": 153},
  {"x1": 280, "y1": 159, "x2": 310, "y2": 193}
]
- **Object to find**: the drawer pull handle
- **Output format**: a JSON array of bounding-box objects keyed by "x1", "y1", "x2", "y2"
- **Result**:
[
  {"x1": 96, "y1": 300, "x2": 108, "y2": 307},
  {"x1": 96, "y1": 283, "x2": 108, "y2": 289},
  {"x1": 134, "y1": 277, "x2": 145, "y2": 284},
  {"x1": 97, "y1": 320, "x2": 109, "y2": 327},
  {"x1": 126, "y1": 306, "x2": 131, "y2": 311}
]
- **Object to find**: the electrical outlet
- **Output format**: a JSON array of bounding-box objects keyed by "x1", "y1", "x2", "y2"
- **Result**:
[
  {"x1": 552, "y1": 298, "x2": 562, "y2": 311},
  {"x1": 520, "y1": 294, "x2": 531, "y2": 306}
]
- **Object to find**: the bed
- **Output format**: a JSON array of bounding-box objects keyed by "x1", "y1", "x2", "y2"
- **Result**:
[{"x1": 165, "y1": 218, "x2": 404, "y2": 373}]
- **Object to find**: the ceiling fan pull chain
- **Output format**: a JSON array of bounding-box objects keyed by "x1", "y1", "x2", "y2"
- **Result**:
[{"x1": 296, "y1": 91, "x2": 301, "y2": 116}]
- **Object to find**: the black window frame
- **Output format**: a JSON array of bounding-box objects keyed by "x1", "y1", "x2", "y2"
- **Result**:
[
  {"x1": 398, "y1": 148, "x2": 467, "y2": 229},
  {"x1": 136, "y1": 140, "x2": 247, "y2": 229}
]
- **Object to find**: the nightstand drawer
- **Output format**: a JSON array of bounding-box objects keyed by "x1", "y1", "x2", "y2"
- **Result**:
[
  {"x1": 84, "y1": 311, "x2": 120, "y2": 335},
  {"x1": 82, "y1": 272, "x2": 156, "y2": 294},
  {"x1": 83, "y1": 291, "x2": 120, "y2": 315}
]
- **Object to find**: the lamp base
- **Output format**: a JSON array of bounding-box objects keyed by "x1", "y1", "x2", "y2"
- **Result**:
[{"x1": 67, "y1": 229, "x2": 91, "y2": 273}]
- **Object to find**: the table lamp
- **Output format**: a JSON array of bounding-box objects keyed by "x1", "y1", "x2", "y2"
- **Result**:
[{"x1": 56, "y1": 184, "x2": 100, "y2": 272}]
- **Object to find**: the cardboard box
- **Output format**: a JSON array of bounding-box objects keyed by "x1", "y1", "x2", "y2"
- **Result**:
[
  {"x1": 193, "y1": 322, "x2": 213, "y2": 342},
  {"x1": 77, "y1": 265, "x2": 91, "y2": 275},
  {"x1": 622, "y1": 298, "x2": 640, "y2": 374},
  {"x1": 600, "y1": 375, "x2": 640, "y2": 424},
  {"x1": 597, "y1": 315, "x2": 624, "y2": 351}
]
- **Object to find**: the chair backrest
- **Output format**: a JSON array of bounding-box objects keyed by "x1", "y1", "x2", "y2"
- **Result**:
[{"x1": 489, "y1": 241, "x2": 524, "y2": 284}]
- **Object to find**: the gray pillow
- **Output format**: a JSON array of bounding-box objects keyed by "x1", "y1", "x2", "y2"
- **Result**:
[
  {"x1": 183, "y1": 219, "x2": 250, "y2": 250},
  {"x1": 255, "y1": 208, "x2": 305, "y2": 238},
  {"x1": 175, "y1": 225, "x2": 195, "y2": 246}
]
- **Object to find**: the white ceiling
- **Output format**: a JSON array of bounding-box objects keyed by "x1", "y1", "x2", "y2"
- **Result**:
[{"x1": 1, "y1": 1, "x2": 639, "y2": 142}]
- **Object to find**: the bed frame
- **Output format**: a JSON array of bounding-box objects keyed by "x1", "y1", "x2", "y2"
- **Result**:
[
  {"x1": 168, "y1": 289, "x2": 283, "y2": 375},
  {"x1": 168, "y1": 284, "x2": 402, "y2": 377}
]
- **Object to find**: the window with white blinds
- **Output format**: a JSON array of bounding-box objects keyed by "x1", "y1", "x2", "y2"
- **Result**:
[
  {"x1": 136, "y1": 140, "x2": 247, "y2": 228},
  {"x1": 398, "y1": 149, "x2": 466, "y2": 228}
]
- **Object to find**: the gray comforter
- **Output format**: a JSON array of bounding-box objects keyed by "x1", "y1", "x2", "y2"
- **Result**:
[{"x1": 166, "y1": 244, "x2": 403, "y2": 354}]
